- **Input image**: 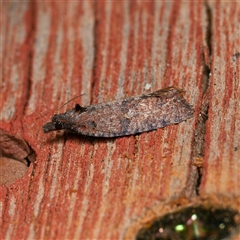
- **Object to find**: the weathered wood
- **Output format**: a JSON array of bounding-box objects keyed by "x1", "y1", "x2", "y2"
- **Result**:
[
  {"x1": 1, "y1": 1, "x2": 239, "y2": 239},
  {"x1": 200, "y1": 1, "x2": 240, "y2": 197}
]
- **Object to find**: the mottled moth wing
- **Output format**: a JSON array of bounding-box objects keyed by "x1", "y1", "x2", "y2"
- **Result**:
[{"x1": 43, "y1": 87, "x2": 194, "y2": 137}]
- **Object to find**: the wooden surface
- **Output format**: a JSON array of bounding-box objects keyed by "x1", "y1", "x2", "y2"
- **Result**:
[{"x1": 1, "y1": 1, "x2": 239, "y2": 239}]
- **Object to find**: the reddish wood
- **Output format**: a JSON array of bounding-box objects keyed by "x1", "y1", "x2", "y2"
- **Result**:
[
  {"x1": 1, "y1": 1, "x2": 239, "y2": 239},
  {"x1": 200, "y1": 2, "x2": 240, "y2": 198}
]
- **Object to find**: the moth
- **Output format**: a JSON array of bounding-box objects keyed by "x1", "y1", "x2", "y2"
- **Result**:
[{"x1": 43, "y1": 87, "x2": 194, "y2": 137}]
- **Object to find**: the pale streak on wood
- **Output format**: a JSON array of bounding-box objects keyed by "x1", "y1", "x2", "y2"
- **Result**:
[
  {"x1": 169, "y1": 124, "x2": 194, "y2": 196},
  {"x1": 27, "y1": 225, "x2": 36, "y2": 240},
  {"x1": 117, "y1": 1, "x2": 130, "y2": 99},
  {"x1": 119, "y1": 205, "x2": 132, "y2": 240},
  {"x1": 27, "y1": 3, "x2": 52, "y2": 114},
  {"x1": 128, "y1": 10, "x2": 139, "y2": 93},
  {"x1": 97, "y1": 2, "x2": 112, "y2": 103},
  {"x1": 178, "y1": 4, "x2": 193, "y2": 67},
  {"x1": 152, "y1": 2, "x2": 171, "y2": 90},
  {"x1": 92, "y1": 141, "x2": 116, "y2": 239},
  {"x1": 27, "y1": 179, "x2": 45, "y2": 239},
  {"x1": 51, "y1": 19, "x2": 64, "y2": 104},
  {"x1": 73, "y1": 162, "x2": 95, "y2": 239},
  {"x1": 49, "y1": 141, "x2": 64, "y2": 199},
  {"x1": 1, "y1": 3, "x2": 29, "y2": 120},
  {"x1": 81, "y1": 1, "x2": 95, "y2": 106},
  {"x1": 5, "y1": 197, "x2": 16, "y2": 239},
  {"x1": 40, "y1": 209, "x2": 48, "y2": 239},
  {"x1": 140, "y1": 7, "x2": 149, "y2": 94},
  {"x1": 168, "y1": 2, "x2": 200, "y2": 87},
  {"x1": 65, "y1": 170, "x2": 81, "y2": 239},
  {"x1": 61, "y1": 3, "x2": 75, "y2": 105},
  {"x1": 151, "y1": 1, "x2": 162, "y2": 91},
  {"x1": 33, "y1": 175, "x2": 45, "y2": 217}
]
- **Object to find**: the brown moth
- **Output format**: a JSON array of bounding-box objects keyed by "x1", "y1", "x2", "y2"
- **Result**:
[{"x1": 43, "y1": 87, "x2": 194, "y2": 137}]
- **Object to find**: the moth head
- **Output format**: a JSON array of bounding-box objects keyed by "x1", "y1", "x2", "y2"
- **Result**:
[{"x1": 42, "y1": 114, "x2": 65, "y2": 133}]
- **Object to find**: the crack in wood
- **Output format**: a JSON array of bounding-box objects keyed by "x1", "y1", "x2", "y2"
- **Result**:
[
  {"x1": 184, "y1": 2, "x2": 212, "y2": 197},
  {"x1": 192, "y1": 96, "x2": 209, "y2": 195},
  {"x1": 191, "y1": 0, "x2": 213, "y2": 195},
  {"x1": 205, "y1": 0, "x2": 213, "y2": 56}
]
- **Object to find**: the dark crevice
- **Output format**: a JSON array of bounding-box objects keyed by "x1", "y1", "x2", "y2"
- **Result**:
[
  {"x1": 90, "y1": 0, "x2": 99, "y2": 105},
  {"x1": 202, "y1": 0, "x2": 212, "y2": 94},
  {"x1": 194, "y1": 93, "x2": 209, "y2": 196},
  {"x1": 23, "y1": 1, "x2": 36, "y2": 116},
  {"x1": 196, "y1": 166, "x2": 202, "y2": 195},
  {"x1": 205, "y1": 0, "x2": 212, "y2": 56},
  {"x1": 186, "y1": 1, "x2": 212, "y2": 197},
  {"x1": 192, "y1": 1, "x2": 212, "y2": 196},
  {"x1": 202, "y1": 64, "x2": 210, "y2": 95}
]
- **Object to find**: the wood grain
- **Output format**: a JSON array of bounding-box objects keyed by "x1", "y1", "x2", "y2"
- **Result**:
[
  {"x1": 200, "y1": 1, "x2": 240, "y2": 197},
  {"x1": 1, "y1": 1, "x2": 239, "y2": 239}
]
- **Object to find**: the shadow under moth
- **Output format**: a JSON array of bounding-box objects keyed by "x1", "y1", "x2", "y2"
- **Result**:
[{"x1": 43, "y1": 87, "x2": 194, "y2": 137}]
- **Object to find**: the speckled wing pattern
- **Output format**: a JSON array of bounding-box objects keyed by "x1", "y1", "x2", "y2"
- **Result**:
[{"x1": 43, "y1": 87, "x2": 194, "y2": 137}]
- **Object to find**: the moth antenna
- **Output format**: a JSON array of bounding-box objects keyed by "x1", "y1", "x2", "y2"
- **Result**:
[{"x1": 56, "y1": 94, "x2": 85, "y2": 112}]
